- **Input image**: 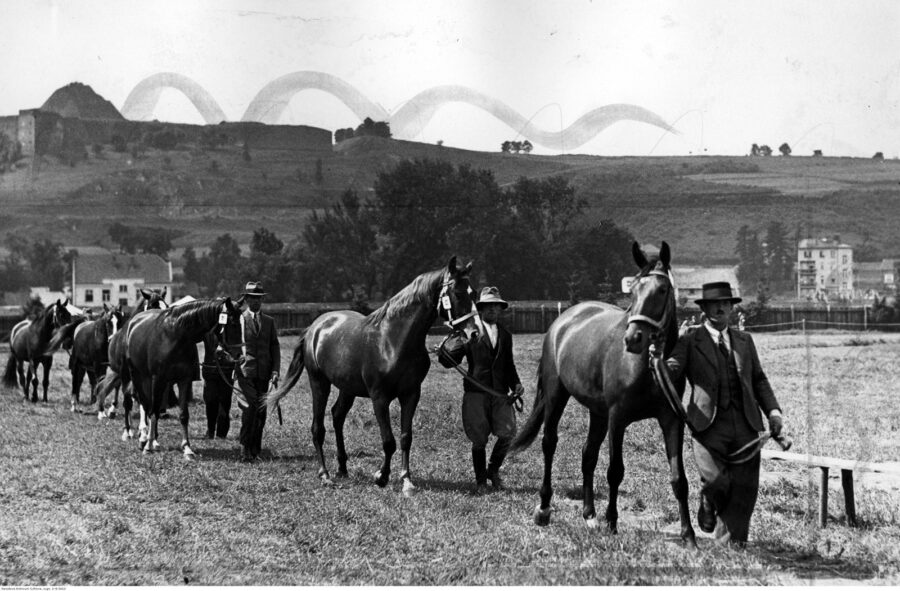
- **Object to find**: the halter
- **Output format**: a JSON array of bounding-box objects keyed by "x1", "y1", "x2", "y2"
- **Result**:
[
  {"x1": 626, "y1": 269, "x2": 675, "y2": 335},
  {"x1": 437, "y1": 278, "x2": 478, "y2": 329}
]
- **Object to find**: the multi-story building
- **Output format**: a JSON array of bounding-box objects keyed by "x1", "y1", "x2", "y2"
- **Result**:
[
  {"x1": 797, "y1": 237, "x2": 854, "y2": 300},
  {"x1": 70, "y1": 251, "x2": 172, "y2": 309}
]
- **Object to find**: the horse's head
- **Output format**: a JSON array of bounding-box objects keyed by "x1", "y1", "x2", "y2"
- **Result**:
[
  {"x1": 211, "y1": 295, "x2": 245, "y2": 344},
  {"x1": 438, "y1": 256, "x2": 478, "y2": 340},
  {"x1": 623, "y1": 241, "x2": 675, "y2": 354},
  {"x1": 138, "y1": 288, "x2": 169, "y2": 311},
  {"x1": 51, "y1": 298, "x2": 73, "y2": 329},
  {"x1": 102, "y1": 303, "x2": 126, "y2": 339}
]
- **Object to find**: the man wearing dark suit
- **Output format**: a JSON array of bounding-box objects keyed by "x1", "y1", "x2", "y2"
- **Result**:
[
  {"x1": 236, "y1": 281, "x2": 280, "y2": 462},
  {"x1": 442, "y1": 286, "x2": 524, "y2": 493},
  {"x1": 201, "y1": 314, "x2": 242, "y2": 439},
  {"x1": 665, "y1": 282, "x2": 785, "y2": 545}
]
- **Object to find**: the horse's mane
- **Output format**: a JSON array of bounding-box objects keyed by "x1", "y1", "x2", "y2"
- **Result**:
[
  {"x1": 365, "y1": 268, "x2": 445, "y2": 325},
  {"x1": 165, "y1": 298, "x2": 223, "y2": 331}
]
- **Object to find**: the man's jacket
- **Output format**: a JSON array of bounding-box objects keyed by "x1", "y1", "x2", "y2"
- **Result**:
[
  {"x1": 443, "y1": 323, "x2": 521, "y2": 394},
  {"x1": 665, "y1": 325, "x2": 780, "y2": 432},
  {"x1": 239, "y1": 310, "x2": 280, "y2": 380}
]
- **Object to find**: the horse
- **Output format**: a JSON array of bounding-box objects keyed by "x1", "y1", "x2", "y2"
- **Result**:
[
  {"x1": 64, "y1": 303, "x2": 125, "y2": 414},
  {"x1": 123, "y1": 297, "x2": 243, "y2": 456},
  {"x1": 3, "y1": 299, "x2": 74, "y2": 403},
  {"x1": 264, "y1": 256, "x2": 478, "y2": 495},
  {"x1": 508, "y1": 241, "x2": 698, "y2": 547},
  {"x1": 95, "y1": 289, "x2": 171, "y2": 437}
]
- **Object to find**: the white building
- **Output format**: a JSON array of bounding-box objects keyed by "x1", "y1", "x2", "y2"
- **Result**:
[
  {"x1": 797, "y1": 237, "x2": 854, "y2": 299},
  {"x1": 70, "y1": 252, "x2": 172, "y2": 309}
]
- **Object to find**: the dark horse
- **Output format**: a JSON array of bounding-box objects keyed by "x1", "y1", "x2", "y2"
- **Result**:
[
  {"x1": 95, "y1": 289, "x2": 171, "y2": 438},
  {"x1": 509, "y1": 242, "x2": 697, "y2": 547},
  {"x1": 264, "y1": 257, "x2": 477, "y2": 495},
  {"x1": 63, "y1": 303, "x2": 125, "y2": 414},
  {"x1": 123, "y1": 297, "x2": 243, "y2": 456},
  {"x1": 3, "y1": 299, "x2": 73, "y2": 402}
]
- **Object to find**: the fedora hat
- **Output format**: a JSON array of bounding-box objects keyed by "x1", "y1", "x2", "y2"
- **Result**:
[
  {"x1": 242, "y1": 281, "x2": 268, "y2": 297},
  {"x1": 695, "y1": 281, "x2": 742, "y2": 305},
  {"x1": 476, "y1": 286, "x2": 508, "y2": 310}
]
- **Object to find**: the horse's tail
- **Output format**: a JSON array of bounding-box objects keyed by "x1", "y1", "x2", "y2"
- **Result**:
[
  {"x1": 48, "y1": 316, "x2": 85, "y2": 353},
  {"x1": 2, "y1": 353, "x2": 17, "y2": 388},
  {"x1": 262, "y1": 334, "x2": 306, "y2": 413},
  {"x1": 509, "y1": 361, "x2": 546, "y2": 455},
  {"x1": 95, "y1": 371, "x2": 122, "y2": 410}
]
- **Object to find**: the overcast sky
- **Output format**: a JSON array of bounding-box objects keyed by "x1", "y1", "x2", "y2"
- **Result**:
[{"x1": 2, "y1": 0, "x2": 899, "y2": 157}]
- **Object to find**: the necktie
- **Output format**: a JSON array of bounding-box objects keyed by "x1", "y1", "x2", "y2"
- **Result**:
[
  {"x1": 717, "y1": 332, "x2": 729, "y2": 359},
  {"x1": 253, "y1": 313, "x2": 260, "y2": 333}
]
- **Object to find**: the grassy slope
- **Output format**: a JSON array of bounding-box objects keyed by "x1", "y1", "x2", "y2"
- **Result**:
[
  {"x1": 2, "y1": 137, "x2": 900, "y2": 265},
  {"x1": 1, "y1": 331, "x2": 899, "y2": 585}
]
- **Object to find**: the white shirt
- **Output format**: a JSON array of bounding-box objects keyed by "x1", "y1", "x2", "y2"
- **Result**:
[
  {"x1": 484, "y1": 322, "x2": 498, "y2": 349},
  {"x1": 703, "y1": 322, "x2": 731, "y2": 353}
]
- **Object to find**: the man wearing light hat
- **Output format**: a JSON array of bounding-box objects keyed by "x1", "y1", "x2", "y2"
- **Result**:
[
  {"x1": 665, "y1": 281, "x2": 784, "y2": 545},
  {"x1": 442, "y1": 286, "x2": 524, "y2": 494},
  {"x1": 235, "y1": 281, "x2": 280, "y2": 462}
]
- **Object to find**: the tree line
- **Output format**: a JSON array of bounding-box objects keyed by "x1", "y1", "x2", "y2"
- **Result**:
[{"x1": 183, "y1": 158, "x2": 636, "y2": 304}]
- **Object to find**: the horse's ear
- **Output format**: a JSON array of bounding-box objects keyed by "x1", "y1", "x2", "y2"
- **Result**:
[
  {"x1": 161, "y1": 287, "x2": 167, "y2": 298},
  {"x1": 632, "y1": 242, "x2": 648, "y2": 269},
  {"x1": 447, "y1": 256, "x2": 458, "y2": 273},
  {"x1": 465, "y1": 261, "x2": 473, "y2": 274},
  {"x1": 235, "y1": 295, "x2": 246, "y2": 308},
  {"x1": 102, "y1": 302, "x2": 109, "y2": 312},
  {"x1": 139, "y1": 288, "x2": 150, "y2": 299},
  {"x1": 659, "y1": 241, "x2": 671, "y2": 267}
]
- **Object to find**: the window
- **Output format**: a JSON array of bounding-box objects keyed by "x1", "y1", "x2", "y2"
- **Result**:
[
  {"x1": 119, "y1": 298, "x2": 128, "y2": 307},
  {"x1": 819, "y1": 251, "x2": 825, "y2": 258},
  {"x1": 102, "y1": 289, "x2": 111, "y2": 302},
  {"x1": 842, "y1": 255, "x2": 848, "y2": 264},
  {"x1": 119, "y1": 285, "x2": 128, "y2": 293},
  {"x1": 84, "y1": 289, "x2": 94, "y2": 303},
  {"x1": 803, "y1": 250, "x2": 811, "y2": 258}
]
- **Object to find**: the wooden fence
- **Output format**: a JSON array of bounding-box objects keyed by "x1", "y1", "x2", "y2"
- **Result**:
[{"x1": 1, "y1": 302, "x2": 896, "y2": 339}]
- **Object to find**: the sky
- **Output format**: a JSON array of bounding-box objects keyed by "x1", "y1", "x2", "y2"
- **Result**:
[{"x1": 2, "y1": 0, "x2": 900, "y2": 157}]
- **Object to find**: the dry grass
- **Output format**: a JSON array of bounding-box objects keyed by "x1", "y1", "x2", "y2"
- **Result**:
[{"x1": 1, "y1": 331, "x2": 899, "y2": 585}]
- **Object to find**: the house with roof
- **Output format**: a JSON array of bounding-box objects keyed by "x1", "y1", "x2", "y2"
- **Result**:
[
  {"x1": 70, "y1": 251, "x2": 172, "y2": 308},
  {"x1": 670, "y1": 265, "x2": 741, "y2": 306},
  {"x1": 853, "y1": 259, "x2": 900, "y2": 299},
  {"x1": 797, "y1": 237, "x2": 854, "y2": 299}
]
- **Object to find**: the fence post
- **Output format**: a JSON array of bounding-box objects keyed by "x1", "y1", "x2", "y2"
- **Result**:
[
  {"x1": 541, "y1": 305, "x2": 546, "y2": 332},
  {"x1": 864, "y1": 305, "x2": 868, "y2": 332},
  {"x1": 791, "y1": 304, "x2": 795, "y2": 327}
]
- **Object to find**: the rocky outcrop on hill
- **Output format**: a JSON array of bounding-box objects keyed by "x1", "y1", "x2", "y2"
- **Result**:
[{"x1": 41, "y1": 82, "x2": 124, "y2": 120}]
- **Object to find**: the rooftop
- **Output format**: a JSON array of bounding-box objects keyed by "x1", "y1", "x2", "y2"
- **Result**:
[{"x1": 73, "y1": 252, "x2": 171, "y2": 284}]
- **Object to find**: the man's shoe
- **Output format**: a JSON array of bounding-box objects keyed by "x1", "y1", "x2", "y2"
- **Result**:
[
  {"x1": 698, "y1": 495, "x2": 716, "y2": 533},
  {"x1": 473, "y1": 481, "x2": 490, "y2": 495}
]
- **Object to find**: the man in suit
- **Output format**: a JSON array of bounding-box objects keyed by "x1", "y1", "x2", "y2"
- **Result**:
[
  {"x1": 442, "y1": 286, "x2": 525, "y2": 494},
  {"x1": 665, "y1": 281, "x2": 785, "y2": 545},
  {"x1": 235, "y1": 281, "x2": 280, "y2": 462},
  {"x1": 201, "y1": 314, "x2": 242, "y2": 440}
]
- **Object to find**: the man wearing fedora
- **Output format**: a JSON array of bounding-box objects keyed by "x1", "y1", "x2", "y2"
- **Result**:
[
  {"x1": 665, "y1": 281, "x2": 784, "y2": 545},
  {"x1": 442, "y1": 286, "x2": 525, "y2": 494},
  {"x1": 236, "y1": 281, "x2": 280, "y2": 462}
]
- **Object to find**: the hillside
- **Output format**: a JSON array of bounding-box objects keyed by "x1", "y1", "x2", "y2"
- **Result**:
[{"x1": 2, "y1": 134, "x2": 900, "y2": 266}]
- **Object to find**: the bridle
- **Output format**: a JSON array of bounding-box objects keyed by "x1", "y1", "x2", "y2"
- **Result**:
[
  {"x1": 437, "y1": 276, "x2": 478, "y2": 330},
  {"x1": 626, "y1": 269, "x2": 675, "y2": 339}
]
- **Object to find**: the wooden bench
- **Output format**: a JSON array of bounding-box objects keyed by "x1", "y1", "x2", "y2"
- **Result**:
[{"x1": 762, "y1": 449, "x2": 900, "y2": 527}]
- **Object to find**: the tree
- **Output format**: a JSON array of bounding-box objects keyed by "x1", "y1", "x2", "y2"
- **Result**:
[
  {"x1": 522, "y1": 140, "x2": 533, "y2": 154},
  {"x1": 763, "y1": 221, "x2": 793, "y2": 290},
  {"x1": 873, "y1": 152, "x2": 885, "y2": 161},
  {"x1": 750, "y1": 143, "x2": 760, "y2": 156},
  {"x1": 501, "y1": 141, "x2": 512, "y2": 153},
  {"x1": 250, "y1": 227, "x2": 283, "y2": 257},
  {"x1": 735, "y1": 225, "x2": 764, "y2": 289},
  {"x1": 759, "y1": 145, "x2": 773, "y2": 156},
  {"x1": 779, "y1": 142, "x2": 792, "y2": 156}
]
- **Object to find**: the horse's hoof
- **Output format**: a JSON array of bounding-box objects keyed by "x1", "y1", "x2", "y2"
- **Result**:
[
  {"x1": 533, "y1": 504, "x2": 552, "y2": 527},
  {"x1": 121, "y1": 430, "x2": 129, "y2": 442},
  {"x1": 584, "y1": 516, "x2": 601, "y2": 529},
  {"x1": 107, "y1": 409, "x2": 117, "y2": 419},
  {"x1": 183, "y1": 449, "x2": 196, "y2": 459},
  {"x1": 152, "y1": 441, "x2": 161, "y2": 451},
  {"x1": 374, "y1": 470, "x2": 389, "y2": 488},
  {"x1": 402, "y1": 479, "x2": 418, "y2": 497}
]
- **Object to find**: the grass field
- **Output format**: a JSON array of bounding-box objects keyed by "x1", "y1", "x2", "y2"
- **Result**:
[{"x1": 1, "y1": 331, "x2": 899, "y2": 585}]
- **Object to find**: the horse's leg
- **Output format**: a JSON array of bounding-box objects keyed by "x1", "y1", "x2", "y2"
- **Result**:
[
  {"x1": 309, "y1": 374, "x2": 334, "y2": 484},
  {"x1": 582, "y1": 409, "x2": 610, "y2": 528},
  {"x1": 40, "y1": 357, "x2": 51, "y2": 403},
  {"x1": 535, "y1": 375, "x2": 570, "y2": 526},
  {"x1": 16, "y1": 359, "x2": 28, "y2": 400},
  {"x1": 605, "y1": 411, "x2": 628, "y2": 533},
  {"x1": 330, "y1": 390, "x2": 356, "y2": 478},
  {"x1": 397, "y1": 388, "x2": 422, "y2": 496},
  {"x1": 658, "y1": 412, "x2": 697, "y2": 548},
  {"x1": 122, "y1": 387, "x2": 134, "y2": 441},
  {"x1": 29, "y1": 361, "x2": 40, "y2": 403},
  {"x1": 178, "y1": 380, "x2": 195, "y2": 458},
  {"x1": 371, "y1": 393, "x2": 396, "y2": 488},
  {"x1": 88, "y1": 368, "x2": 98, "y2": 405},
  {"x1": 71, "y1": 365, "x2": 85, "y2": 412}
]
